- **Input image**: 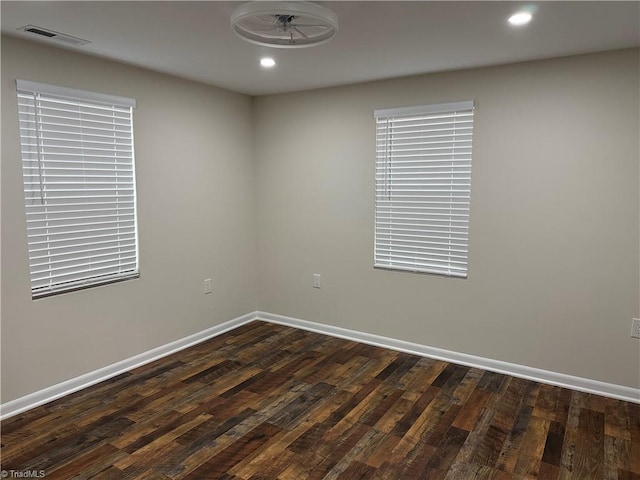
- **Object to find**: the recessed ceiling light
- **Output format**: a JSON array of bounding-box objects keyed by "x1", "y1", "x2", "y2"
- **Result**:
[
  {"x1": 260, "y1": 57, "x2": 276, "y2": 68},
  {"x1": 508, "y1": 12, "x2": 533, "y2": 26}
]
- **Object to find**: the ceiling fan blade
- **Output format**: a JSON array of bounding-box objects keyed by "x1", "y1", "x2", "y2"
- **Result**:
[
  {"x1": 252, "y1": 15, "x2": 278, "y2": 25},
  {"x1": 289, "y1": 24, "x2": 329, "y2": 28},
  {"x1": 247, "y1": 26, "x2": 279, "y2": 32},
  {"x1": 292, "y1": 26, "x2": 309, "y2": 39}
]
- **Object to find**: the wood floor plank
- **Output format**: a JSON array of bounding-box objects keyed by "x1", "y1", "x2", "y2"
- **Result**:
[
  {"x1": 538, "y1": 461, "x2": 560, "y2": 480},
  {"x1": 1, "y1": 321, "x2": 636, "y2": 479},
  {"x1": 628, "y1": 402, "x2": 640, "y2": 474},
  {"x1": 533, "y1": 383, "x2": 559, "y2": 420},
  {"x1": 451, "y1": 387, "x2": 491, "y2": 431},
  {"x1": 605, "y1": 397, "x2": 631, "y2": 441},
  {"x1": 559, "y1": 391, "x2": 582, "y2": 480},
  {"x1": 450, "y1": 368, "x2": 485, "y2": 406},
  {"x1": 472, "y1": 377, "x2": 532, "y2": 468},
  {"x1": 230, "y1": 398, "x2": 339, "y2": 479},
  {"x1": 445, "y1": 374, "x2": 511, "y2": 473},
  {"x1": 183, "y1": 422, "x2": 282, "y2": 479},
  {"x1": 46, "y1": 442, "x2": 127, "y2": 480},
  {"x1": 364, "y1": 433, "x2": 402, "y2": 469},
  {"x1": 420, "y1": 425, "x2": 468, "y2": 479},
  {"x1": 494, "y1": 404, "x2": 534, "y2": 473},
  {"x1": 317, "y1": 428, "x2": 387, "y2": 479},
  {"x1": 113, "y1": 413, "x2": 213, "y2": 471},
  {"x1": 512, "y1": 416, "x2": 551, "y2": 476},
  {"x1": 571, "y1": 407, "x2": 605, "y2": 479},
  {"x1": 400, "y1": 358, "x2": 447, "y2": 401},
  {"x1": 542, "y1": 420, "x2": 566, "y2": 467}
]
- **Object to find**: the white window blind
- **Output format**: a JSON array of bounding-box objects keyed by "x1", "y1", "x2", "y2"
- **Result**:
[
  {"x1": 17, "y1": 79, "x2": 139, "y2": 298},
  {"x1": 374, "y1": 100, "x2": 474, "y2": 278}
]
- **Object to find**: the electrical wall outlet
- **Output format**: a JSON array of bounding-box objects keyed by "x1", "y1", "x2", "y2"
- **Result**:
[
  {"x1": 631, "y1": 318, "x2": 640, "y2": 339},
  {"x1": 204, "y1": 278, "x2": 212, "y2": 294},
  {"x1": 313, "y1": 274, "x2": 321, "y2": 289}
]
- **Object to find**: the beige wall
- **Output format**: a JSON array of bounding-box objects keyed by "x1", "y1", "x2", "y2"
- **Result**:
[
  {"x1": 253, "y1": 49, "x2": 640, "y2": 389},
  {"x1": 1, "y1": 36, "x2": 258, "y2": 402},
  {"x1": 2, "y1": 37, "x2": 638, "y2": 404}
]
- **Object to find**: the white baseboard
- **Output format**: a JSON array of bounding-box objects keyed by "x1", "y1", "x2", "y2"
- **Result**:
[
  {"x1": 3, "y1": 309, "x2": 638, "y2": 420},
  {"x1": 0, "y1": 312, "x2": 257, "y2": 420},
  {"x1": 256, "y1": 311, "x2": 640, "y2": 404}
]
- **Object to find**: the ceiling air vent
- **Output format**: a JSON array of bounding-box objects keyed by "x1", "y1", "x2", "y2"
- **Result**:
[{"x1": 18, "y1": 25, "x2": 91, "y2": 46}]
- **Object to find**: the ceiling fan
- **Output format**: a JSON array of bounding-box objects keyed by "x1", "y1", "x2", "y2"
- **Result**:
[{"x1": 230, "y1": 2, "x2": 339, "y2": 48}]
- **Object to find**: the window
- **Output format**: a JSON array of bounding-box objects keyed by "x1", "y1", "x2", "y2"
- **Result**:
[
  {"x1": 374, "y1": 100, "x2": 474, "y2": 278},
  {"x1": 17, "y1": 80, "x2": 139, "y2": 298}
]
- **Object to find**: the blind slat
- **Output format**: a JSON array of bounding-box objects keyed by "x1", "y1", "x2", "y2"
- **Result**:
[
  {"x1": 30, "y1": 255, "x2": 137, "y2": 275},
  {"x1": 30, "y1": 242, "x2": 137, "y2": 261},
  {"x1": 20, "y1": 159, "x2": 133, "y2": 166},
  {"x1": 27, "y1": 212, "x2": 135, "y2": 224},
  {"x1": 31, "y1": 261, "x2": 137, "y2": 283},
  {"x1": 29, "y1": 237, "x2": 136, "y2": 254}
]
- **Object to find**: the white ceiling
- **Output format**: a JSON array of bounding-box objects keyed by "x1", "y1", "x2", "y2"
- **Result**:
[{"x1": 2, "y1": 1, "x2": 639, "y2": 96}]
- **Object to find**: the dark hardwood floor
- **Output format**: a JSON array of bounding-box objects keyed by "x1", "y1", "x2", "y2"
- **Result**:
[{"x1": 1, "y1": 321, "x2": 639, "y2": 479}]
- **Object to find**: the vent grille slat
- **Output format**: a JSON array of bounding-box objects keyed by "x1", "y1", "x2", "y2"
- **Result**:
[
  {"x1": 25, "y1": 27, "x2": 56, "y2": 38},
  {"x1": 18, "y1": 25, "x2": 91, "y2": 46}
]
